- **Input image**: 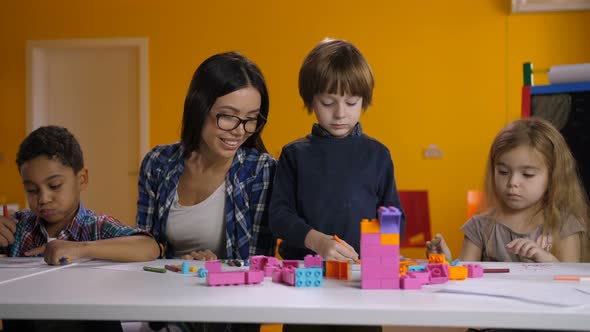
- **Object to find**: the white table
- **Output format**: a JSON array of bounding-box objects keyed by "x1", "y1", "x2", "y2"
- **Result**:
[{"x1": 0, "y1": 259, "x2": 589, "y2": 331}]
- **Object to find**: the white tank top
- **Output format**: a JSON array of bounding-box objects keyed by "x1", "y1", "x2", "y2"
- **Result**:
[{"x1": 166, "y1": 181, "x2": 226, "y2": 258}]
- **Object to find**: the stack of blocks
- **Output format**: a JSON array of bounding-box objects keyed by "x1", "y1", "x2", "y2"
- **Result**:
[{"x1": 360, "y1": 206, "x2": 401, "y2": 289}]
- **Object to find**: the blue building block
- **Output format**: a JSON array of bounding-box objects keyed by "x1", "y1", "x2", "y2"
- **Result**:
[
  {"x1": 197, "y1": 268, "x2": 208, "y2": 278},
  {"x1": 450, "y1": 259, "x2": 460, "y2": 267},
  {"x1": 378, "y1": 206, "x2": 401, "y2": 234},
  {"x1": 408, "y1": 265, "x2": 426, "y2": 272},
  {"x1": 181, "y1": 261, "x2": 190, "y2": 274},
  {"x1": 294, "y1": 267, "x2": 323, "y2": 287}
]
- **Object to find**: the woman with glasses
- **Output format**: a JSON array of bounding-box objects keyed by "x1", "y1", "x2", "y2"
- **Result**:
[{"x1": 136, "y1": 52, "x2": 276, "y2": 262}]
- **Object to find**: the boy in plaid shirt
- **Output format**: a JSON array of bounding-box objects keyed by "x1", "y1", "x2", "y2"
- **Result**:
[{"x1": 0, "y1": 126, "x2": 159, "y2": 264}]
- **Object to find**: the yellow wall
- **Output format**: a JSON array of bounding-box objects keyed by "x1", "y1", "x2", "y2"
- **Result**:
[{"x1": 1, "y1": 1, "x2": 589, "y2": 257}]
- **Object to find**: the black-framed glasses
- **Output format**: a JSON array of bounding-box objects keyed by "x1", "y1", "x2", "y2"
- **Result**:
[{"x1": 214, "y1": 113, "x2": 267, "y2": 133}]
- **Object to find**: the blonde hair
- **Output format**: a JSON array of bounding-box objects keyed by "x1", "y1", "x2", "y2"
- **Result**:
[
  {"x1": 483, "y1": 117, "x2": 589, "y2": 260},
  {"x1": 298, "y1": 38, "x2": 374, "y2": 112}
]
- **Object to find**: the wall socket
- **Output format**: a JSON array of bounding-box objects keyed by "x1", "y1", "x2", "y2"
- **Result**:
[{"x1": 423, "y1": 144, "x2": 443, "y2": 159}]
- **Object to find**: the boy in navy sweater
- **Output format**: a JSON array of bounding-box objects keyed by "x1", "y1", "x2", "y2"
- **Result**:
[{"x1": 270, "y1": 38, "x2": 405, "y2": 261}]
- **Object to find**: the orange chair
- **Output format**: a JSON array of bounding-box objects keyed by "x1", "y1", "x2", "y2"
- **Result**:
[{"x1": 467, "y1": 190, "x2": 485, "y2": 219}]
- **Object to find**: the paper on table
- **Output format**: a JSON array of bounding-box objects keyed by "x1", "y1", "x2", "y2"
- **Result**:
[
  {"x1": 478, "y1": 262, "x2": 590, "y2": 276},
  {"x1": 434, "y1": 278, "x2": 590, "y2": 307},
  {"x1": 0, "y1": 257, "x2": 47, "y2": 268}
]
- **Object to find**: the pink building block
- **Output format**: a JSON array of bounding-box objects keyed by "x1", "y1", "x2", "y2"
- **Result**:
[
  {"x1": 361, "y1": 279, "x2": 381, "y2": 289},
  {"x1": 245, "y1": 271, "x2": 264, "y2": 284},
  {"x1": 465, "y1": 264, "x2": 484, "y2": 278},
  {"x1": 281, "y1": 267, "x2": 296, "y2": 286},
  {"x1": 362, "y1": 244, "x2": 400, "y2": 257},
  {"x1": 407, "y1": 271, "x2": 431, "y2": 285},
  {"x1": 205, "y1": 261, "x2": 222, "y2": 273},
  {"x1": 249, "y1": 255, "x2": 266, "y2": 271},
  {"x1": 266, "y1": 257, "x2": 280, "y2": 267},
  {"x1": 303, "y1": 254, "x2": 322, "y2": 268},
  {"x1": 264, "y1": 265, "x2": 277, "y2": 277},
  {"x1": 380, "y1": 278, "x2": 400, "y2": 289},
  {"x1": 360, "y1": 233, "x2": 381, "y2": 245},
  {"x1": 427, "y1": 263, "x2": 449, "y2": 284},
  {"x1": 282, "y1": 260, "x2": 299, "y2": 268},
  {"x1": 207, "y1": 271, "x2": 246, "y2": 286},
  {"x1": 272, "y1": 268, "x2": 283, "y2": 283},
  {"x1": 400, "y1": 274, "x2": 422, "y2": 289}
]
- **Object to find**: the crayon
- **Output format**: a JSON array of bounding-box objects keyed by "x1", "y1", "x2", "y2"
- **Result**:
[
  {"x1": 333, "y1": 235, "x2": 361, "y2": 264},
  {"x1": 3, "y1": 205, "x2": 8, "y2": 217},
  {"x1": 554, "y1": 275, "x2": 590, "y2": 281},
  {"x1": 483, "y1": 268, "x2": 510, "y2": 273},
  {"x1": 143, "y1": 266, "x2": 166, "y2": 273},
  {"x1": 165, "y1": 264, "x2": 180, "y2": 272}
]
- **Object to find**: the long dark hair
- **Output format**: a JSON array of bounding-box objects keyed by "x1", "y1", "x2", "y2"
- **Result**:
[{"x1": 181, "y1": 52, "x2": 269, "y2": 156}]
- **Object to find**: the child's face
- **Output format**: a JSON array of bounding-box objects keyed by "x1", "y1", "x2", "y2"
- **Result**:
[
  {"x1": 312, "y1": 93, "x2": 362, "y2": 138},
  {"x1": 494, "y1": 145, "x2": 548, "y2": 213},
  {"x1": 20, "y1": 156, "x2": 88, "y2": 226},
  {"x1": 200, "y1": 86, "x2": 261, "y2": 160}
]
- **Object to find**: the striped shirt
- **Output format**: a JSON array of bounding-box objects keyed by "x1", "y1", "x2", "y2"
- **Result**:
[
  {"x1": 136, "y1": 143, "x2": 276, "y2": 259},
  {"x1": 5, "y1": 203, "x2": 149, "y2": 257}
]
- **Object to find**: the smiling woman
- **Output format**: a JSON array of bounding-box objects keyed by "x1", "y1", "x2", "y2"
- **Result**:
[{"x1": 136, "y1": 52, "x2": 276, "y2": 262}]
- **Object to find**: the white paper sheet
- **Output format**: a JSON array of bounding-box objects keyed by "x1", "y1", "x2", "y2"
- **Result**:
[
  {"x1": 433, "y1": 278, "x2": 590, "y2": 307},
  {"x1": 0, "y1": 257, "x2": 47, "y2": 268}
]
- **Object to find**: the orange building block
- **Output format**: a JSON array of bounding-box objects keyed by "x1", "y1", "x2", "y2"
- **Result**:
[
  {"x1": 338, "y1": 261, "x2": 351, "y2": 280},
  {"x1": 428, "y1": 253, "x2": 448, "y2": 264},
  {"x1": 380, "y1": 233, "x2": 400, "y2": 245},
  {"x1": 399, "y1": 264, "x2": 408, "y2": 276},
  {"x1": 449, "y1": 266, "x2": 468, "y2": 280},
  {"x1": 360, "y1": 218, "x2": 380, "y2": 234},
  {"x1": 325, "y1": 260, "x2": 351, "y2": 280}
]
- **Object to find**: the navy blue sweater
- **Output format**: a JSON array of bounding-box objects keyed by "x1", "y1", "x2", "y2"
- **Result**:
[{"x1": 270, "y1": 123, "x2": 405, "y2": 259}]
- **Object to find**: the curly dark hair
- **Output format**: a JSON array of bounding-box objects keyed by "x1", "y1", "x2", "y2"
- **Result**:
[{"x1": 16, "y1": 125, "x2": 84, "y2": 173}]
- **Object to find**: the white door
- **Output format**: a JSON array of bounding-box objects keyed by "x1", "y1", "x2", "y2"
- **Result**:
[{"x1": 27, "y1": 39, "x2": 149, "y2": 226}]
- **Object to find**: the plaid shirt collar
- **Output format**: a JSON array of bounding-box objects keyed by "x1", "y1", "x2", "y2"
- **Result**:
[
  {"x1": 311, "y1": 122, "x2": 363, "y2": 138},
  {"x1": 27, "y1": 202, "x2": 91, "y2": 240}
]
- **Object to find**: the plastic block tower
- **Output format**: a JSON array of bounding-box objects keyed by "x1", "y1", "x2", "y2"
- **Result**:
[{"x1": 361, "y1": 206, "x2": 401, "y2": 289}]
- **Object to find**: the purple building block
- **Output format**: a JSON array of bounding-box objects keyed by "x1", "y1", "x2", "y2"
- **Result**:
[{"x1": 378, "y1": 206, "x2": 401, "y2": 234}]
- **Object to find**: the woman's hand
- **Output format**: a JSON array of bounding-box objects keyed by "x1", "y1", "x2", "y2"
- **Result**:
[{"x1": 181, "y1": 249, "x2": 217, "y2": 261}]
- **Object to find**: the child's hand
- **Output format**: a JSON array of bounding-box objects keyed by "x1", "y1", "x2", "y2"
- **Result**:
[
  {"x1": 24, "y1": 240, "x2": 84, "y2": 265},
  {"x1": 181, "y1": 249, "x2": 217, "y2": 261},
  {"x1": 506, "y1": 237, "x2": 557, "y2": 262},
  {"x1": 425, "y1": 233, "x2": 452, "y2": 262},
  {"x1": 305, "y1": 230, "x2": 359, "y2": 261},
  {"x1": 0, "y1": 216, "x2": 18, "y2": 247}
]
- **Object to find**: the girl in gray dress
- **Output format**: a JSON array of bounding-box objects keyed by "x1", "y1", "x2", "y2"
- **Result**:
[{"x1": 428, "y1": 117, "x2": 588, "y2": 263}]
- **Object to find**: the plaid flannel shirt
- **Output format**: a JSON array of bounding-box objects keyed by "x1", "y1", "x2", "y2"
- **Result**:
[
  {"x1": 136, "y1": 143, "x2": 276, "y2": 259},
  {"x1": 5, "y1": 203, "x2": 149, "y2": 257}
]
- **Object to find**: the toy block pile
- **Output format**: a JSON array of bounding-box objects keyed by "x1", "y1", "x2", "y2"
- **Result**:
[
  {"x1": 360, "y1": 206, "x2": 401, "y2": 289},
  {"x1": 361, "y1": 206, "x2": 484, "y2": 290}
]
